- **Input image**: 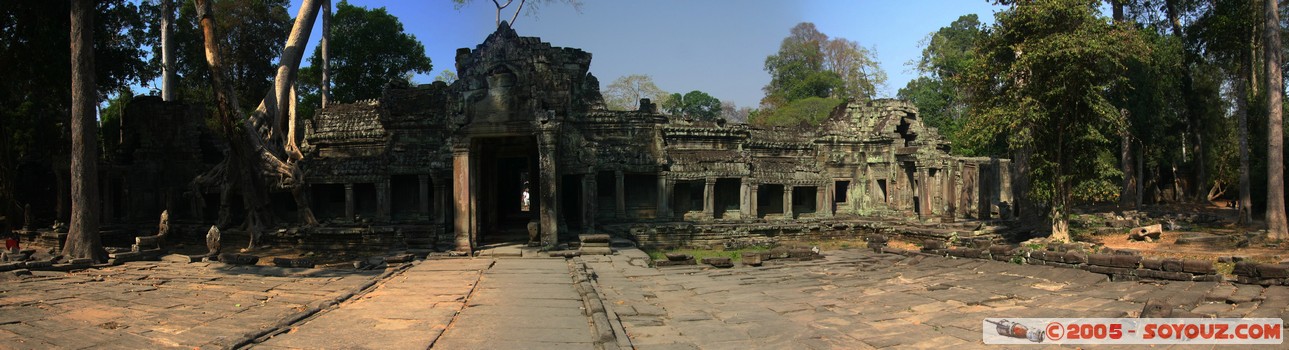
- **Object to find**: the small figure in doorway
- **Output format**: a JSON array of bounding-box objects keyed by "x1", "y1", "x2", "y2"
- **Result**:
[{"x1": 521, "y1": 186, "x2": 531, "y2": 211}]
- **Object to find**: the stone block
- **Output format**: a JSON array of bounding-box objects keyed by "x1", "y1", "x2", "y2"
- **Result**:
[
  {"x1": 580, "y1": 234, "x2": 611, "y2": 243},
  {"x1": 272, "y1": 257, "x2": 315, "y2": 268},
  {"x1": 700, "y1": 257, "x2": 733, "y2": 268},
  {"x1": 741, "y1": 251, "x2": 763, "y2": 266},
  {"x1": 1063, "y1": 251, "x2": 1087, "y2": 264},
  {"x1": 1257, "y1": 263, "x2": 1289, "y2": 279},
  {"x1": 922, "y1": 239, "x2": 946, "y2": 250},
  {"x1": 1140, "y1": 258, "x2": 1163, "y2": 270},
  {"x1": 219, "y1": 253, "x2": 258, "y2": 266},
  {"x1": 1161, "y1": 258, "x2": 1184, "y2": 272},
  {"x1": 161, "y1": 254, "x2": 198, "y2": 263},
  {"x1": 1088, "y1": 254, "x2": 1140, "y2": 268},
  {"x1": 1234, "y1": 261, "x2": 1259, "y2": 277},
  {"x1": 665, "y1": 253, "x2": 693, "y2": 262},
  {"x1": 21, "y1": 260, "x2": 51, "y2": 269},
  {"x1": 1181, "y1": 260, "x2": 1216, "y2": 275},
  {"x1": 1083, "y1": 264, "x2": 1135, "y2": 276},
  {"x1": 654, "y1": 258, "x2": 696, "y2": 267},
  {"x1": 1136, "y1": 269, "x2": 1192, "y2": 281},
  {"x1": 385, "y1": 254, "x2": 414, "y2": 264}
]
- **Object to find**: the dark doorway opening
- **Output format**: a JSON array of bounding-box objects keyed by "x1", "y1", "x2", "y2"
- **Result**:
[
  {"x1": 476, "y1": 136, "x2": 538, "y2": 244},
  {"x1": 596, "y1": 171, "x2": 616, "y2": 219},
  {"x1": 714, "y1": 178, "x2": 740, "y2": 219},
  {"x1": 672, "y1": 180, "x2": 703, "y2": 215},
  {"x1": 793, "y1": 186, "x2": 817, "y2": 215},
  {"x1": 391, "y1": 175, "x2": 420, "y2": 221},
  {"x1": 311, "y1": 184, "x2": 345, "y2": 220},
  {"x1": 757, "y1": 184, "x2": 784, "y2": 218},
  {"x1": 623, "y1": 174, "x2": 657, "y2": 218},
  {"x1": 561, "y1": 174, "x2": 583, "y2": 232}
]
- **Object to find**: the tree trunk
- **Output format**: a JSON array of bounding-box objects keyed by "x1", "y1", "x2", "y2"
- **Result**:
[
  {"x1": 1136, "y1": 141, "x2": 1144, "y2": 209},
  {"x1": 1265, "y1": 0, "x2": 1287, "y2": 240},
  {"x1": 161, "y1": 0, "x2": 175, "y2": 101},
  {"x1": 193, "y1": 0, "x2": 322, "y2": 249},
  {"x1": 320, "y1": 0, "x2": 330, "y2": 108},
  {"x1": 64, "y1": 0, "x2": 106, "y2": 263},
  {"x1": 1166, "y1": 0, "x2": 1201, "y2": 203},
  {"x1": 1237, "y1": 56, "x2": 1254, "y2": 225}
]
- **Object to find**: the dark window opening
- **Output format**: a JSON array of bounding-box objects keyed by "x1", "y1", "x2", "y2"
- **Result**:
[
  {"x1": 876, "y1": 179, "x2": 888, "y2": 203},
  {"x1": 834, "y1": 180, "x2": 850, "y2": 203},
  {"x1": 757, "y1": 184, "x2": 785, "y2": 217},
  {"x1": 792, "y1": 186, "x2": 817, "y2": 215}
]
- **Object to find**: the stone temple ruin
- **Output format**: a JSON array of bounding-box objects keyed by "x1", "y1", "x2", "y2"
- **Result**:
[
  {"x1": 98, "y1": 23, "x2": 1013, "y2": 252},
  {"x1": 294, "y1": 24, "x2": 1014, "y2": 251}
]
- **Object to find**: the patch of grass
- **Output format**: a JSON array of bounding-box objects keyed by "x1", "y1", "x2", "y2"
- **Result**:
[{"x1": 1214, "y1": 262, "x2": 1235, "y2": 277}]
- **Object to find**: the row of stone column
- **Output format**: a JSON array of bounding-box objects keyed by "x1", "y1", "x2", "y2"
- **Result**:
[{"x1": 338, "y1": 176, "x2": 448, "y2": 223}]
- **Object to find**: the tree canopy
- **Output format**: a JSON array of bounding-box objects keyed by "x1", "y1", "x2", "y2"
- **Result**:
[
  {"x1": 898, "y1": 14, "x2": 985, "y2": 155},
  {"x1": 960, "y1": 0, "x2": 1150, "y2": 239},
  {"x1": 604, "y1": 74, "x2": 669, "y2": 111},
  {"x1": 662, "y1": 90, "x2": 723, "y2": 122},
  {"x1": 757, "y1": 22, "x2": 883, "y2": 127},
  {"x1": 298, "y1": 0, "x2": 432, "y2": 116}
]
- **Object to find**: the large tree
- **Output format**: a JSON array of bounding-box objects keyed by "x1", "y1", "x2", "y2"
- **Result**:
[
  {"x1": 899, "y1": 14, "x2": 986, "y2": 155},
  {"x1": 0, "y1": 0, "x2": 150, "y2": 233},
  {"x1": 192, "y1": 0, "x2": 324, "y2": 249},
  {"x1": 64, "y1": 0, "x2": 106, "y2": 262},
  {"x1": 603, "y1": 74, "x2": 668, "y2": 111},
  {"x1": 661, "y1": 90, "x2": 723, "y2": 122},
  {"x1": 298, "y1": 0, "x2": 432, "y2": 117},
  {"x1": 1265, "y1": 0, "x2": 1287, "y2": 240},
  {"x1": 759, "y1": 22, "x2": 884, "y2": 127},
  {"x1": 156, "y1": 0, "x2": 291, "y2": 113},
  {"x1": 961, "y1": 0, "x2": 1149, "y2": 241}
]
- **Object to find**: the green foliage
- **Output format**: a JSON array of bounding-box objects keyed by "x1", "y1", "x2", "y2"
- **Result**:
[
  {"x1": 749, "y1": 97, "x2": 844, "y2": 127},
  {"x1": 0, "y1": 0, "x2": 153, "y2": 218},
  {"x1": 899, "y1": 15, "x2": 986, "y2": 156},
  {"x1": 299, "y1": 0, "x2": 432, "y2": 117},
  {"x1": 661, "y1": 90, "x2": 723, "y2": 121},
  {"x1": 759, "y1": 22, "x2": 885, "y2": 126},
  {"x1": 98, "y1": 90, "x2": 135, "y2": 161},
  {"x1": 159, "y1": 0, "x2": 292, "y2": 113},
  {"x1": 961, "y1": 0, "x2": 1149, "y2": 218}
]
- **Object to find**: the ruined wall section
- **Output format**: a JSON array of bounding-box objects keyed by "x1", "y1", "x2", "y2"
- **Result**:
[
  {"x1": 115, "y1": 97, "x2": 218, "y2": 222},
  {"x1": 380, "y1": 83, "x2": 454, "y2": 176},
  {"x1": 303, "y1": 99, "x2": 389, "y2": 185}
]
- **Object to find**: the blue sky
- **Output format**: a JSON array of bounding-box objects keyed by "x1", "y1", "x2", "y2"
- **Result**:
[{"x1": 283, "y1": 0, "x2": 1006, "y2": 109}]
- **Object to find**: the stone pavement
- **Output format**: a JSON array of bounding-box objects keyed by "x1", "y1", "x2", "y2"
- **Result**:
[
  {"x1": 255, "y1": 258, "x2": 493, "y2": 349},
  {"x1": 6, "y1": 249, "x2": 1289, "y2": 349},
  {"x1": 431, "y1": 258, "x2": 599, "y2": 349},
  {"x1": 584, "y1": 249, "x2": 1289, "y2": 349},
  {"x1": 255, "y1": 257, "x2": 599, "y2": 349},
  {"x1": 0, "y1": 260, "x2": 381, "y2": 349}
]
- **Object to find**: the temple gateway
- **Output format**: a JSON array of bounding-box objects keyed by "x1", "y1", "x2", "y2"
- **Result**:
[{"x1": 296, "y1": 23, "x2": 1013, "y2": 252}]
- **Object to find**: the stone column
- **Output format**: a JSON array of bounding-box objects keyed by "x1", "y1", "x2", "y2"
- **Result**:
[
  {"x1": 919, "y1": 169, "x2": 933, "y2": 218},
  {"x1": 740, "y1": 179, "x2": 753, "y2": 219},
  {"x1": 535, "y1": 121, "x2": 561, "y2": 247},
  {"x1": 656, "y1": 173, "x2": 671, "y2": 221},
  {"x1": 818, "y1": 185, "x2": 833, "y2": 217},
  {"x1": 783, "y1": 184, "x2": 795, "y2": 219},
  {"x1": 376, "y1": 180, "x2": 391, "y2": 221},
  {"x1": 433, "y1": 177, "x2": 448, "y2": 225},
  {"x1": 418, "y1": 175, "x2": 430, "y2": 218},
  {"x1": 452, "y1": 146, "x2": 472, "y2": 253},
  {"x1": 703, "y1": 177, "x2": 716, "y2": 219},
  {"x1": 583, "y1": 174, "x2": 597, "y2": 233},
  {"x1": 614, "y1": 170, "x2": 626, "y2": 218},
  {"x1": 344, "y1": 183, "x2": 355, "y2": 221}
]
